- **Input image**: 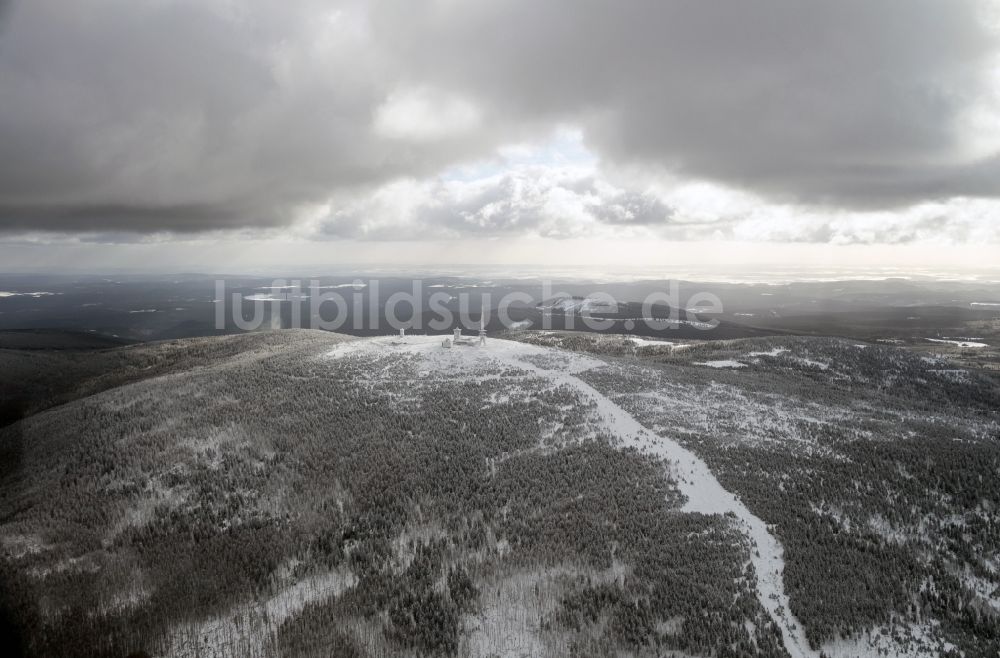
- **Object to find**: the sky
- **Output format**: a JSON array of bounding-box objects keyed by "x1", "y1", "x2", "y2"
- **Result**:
[{"x1": 0, "y1": 0, "x2": 999, "y2": 275}]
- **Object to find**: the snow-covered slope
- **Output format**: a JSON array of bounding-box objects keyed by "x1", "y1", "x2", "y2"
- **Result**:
[
  {"x1": 328, "y1": 335, "x2": 818, "y2": 658},
  {"x1": 2, "y1": 330, "x2": 996, "y2": 657}
]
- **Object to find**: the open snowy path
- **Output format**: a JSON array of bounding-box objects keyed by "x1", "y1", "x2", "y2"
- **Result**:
[{"x1": 327, "y1": 336, "x2": 819, "y2": 658}]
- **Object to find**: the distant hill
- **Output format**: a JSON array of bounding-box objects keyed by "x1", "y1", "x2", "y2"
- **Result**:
[
  {"x1": 0, "y1": 331, "x2": 337, "y2": 429},
  {"x1": 0, "y1": 329, "x2": 136, "y2": 350}
]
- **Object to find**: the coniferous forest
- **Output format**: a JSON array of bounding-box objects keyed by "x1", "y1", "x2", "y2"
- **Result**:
[{"x1": 0, "y1": 330, "x2": 997, "y2": 657}]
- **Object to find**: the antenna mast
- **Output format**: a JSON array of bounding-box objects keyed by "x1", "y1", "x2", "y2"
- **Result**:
[{"x1": 479, "y1": 301, "x2": 487, "y2": 345}]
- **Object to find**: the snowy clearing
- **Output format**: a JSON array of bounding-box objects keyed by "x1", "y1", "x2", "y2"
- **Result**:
[
  {"x1": 694, "y1": 359, "x2": 747, "y2": 369},
  {"x1": 0, "y1": 291, "x2": 61, "y2": 298},
  {"x1": 160, "y1": 568, "x2": 356, "y2": 658},
  {"x1": 623, "y1": 336, "x2": 687, "y2": 348},
  {"x1": 819, "y1": 622, "x2": 955, "y2": 658},
  {"x1": 748, "y1": 348, "x2": 790, "y2": 357},
  {"x1": 926, "y1": 338, "x2": 988, "y2": 348}
]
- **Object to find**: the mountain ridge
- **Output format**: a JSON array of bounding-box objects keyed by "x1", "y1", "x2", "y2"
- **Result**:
[{"x1": 0, "y1": 330, "x2": 997, "y2": 657}]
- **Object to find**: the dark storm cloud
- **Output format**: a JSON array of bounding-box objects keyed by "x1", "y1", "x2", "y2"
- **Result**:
[
  {"x1": 374, "y1": 0, "x2": 1000, "y2": 207},
  {"x1": 1, "y1": 0, "x2": 999, "y2": 234},
  {"x1": 0, "y1": 202, "x2": 281, "y2": 232},
  {"x1": 0, "y1": 0, "x2": 501, "y2": 232}
]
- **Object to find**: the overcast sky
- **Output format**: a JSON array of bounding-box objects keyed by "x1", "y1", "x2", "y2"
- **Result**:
[{"x1": 1, "y1": 0, "x2": 999, "y2": 272}]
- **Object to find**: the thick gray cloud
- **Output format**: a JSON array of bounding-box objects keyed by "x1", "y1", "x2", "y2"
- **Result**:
[
  {"x1": 0, "y1": 0, "x2": 504, "y2": 231},
  {"x1": 374, "y1": 0, "x2": 1000, "y2": 207},
  {"x1": 1, "y1": 0, "x2": 999, "y2": 235}
]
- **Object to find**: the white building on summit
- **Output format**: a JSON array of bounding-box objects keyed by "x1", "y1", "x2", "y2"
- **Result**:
[
  {"x1": 448, "y1": 306, "x2": 487, "y2": 347},
  {"x1": 451, "y1": 326, "x2": 476, "y2": 346}
]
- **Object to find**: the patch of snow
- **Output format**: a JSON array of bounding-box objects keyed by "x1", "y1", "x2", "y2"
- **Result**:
[
  {"x1": 463, "y1": 562, "x2": 628, "y2": 658},
  {"x1": 747, "y1": 348, "x2": 789, "y2": 358},
  {"x1": 265, "y1": 569, "x2": 356, "y2": 625},
  {"x1": 161, "y1": 568, "x2": 355, "y2": 658},
  {"x1": 960, "y1": 568, "x2": 1000, "y2": 611},
  {"x1": 820, "y1": 621, "x2": 954, "y2": 658},
  {"x1": 794, "y1": 358, "x2": 830, "y2": 370},
  {"x1": 538, "y1": 296, "x2": 620, "y2": 314},
  {"x1": 597, "y1": 316, "x2": 714, "y2": 329},
  {"x1": 0, "y1": 291, "x2": 61, "y2": 298},
  {"x1": 391, "y1": 522, "x2": 449, "y2": 572},
  {"x1": 694, "y1": 360, "x2": 747, "y2": 369},
  {"x1": 245, "y1": 294, "x2": 309, "y2": 301},
  {"x1": 929, "y1": 369, "x2": 970, "y2": 383},
  {"x1": 624, "y1": 336, "x2": 684, "y2": 348},
  {"x1": 99, "y1": 582, "x2": 151, "y2": 615},
  {"x1": 926, "y1": 338, "x2": 987, "y2": 348},
  {"x1": 1, "y1": 533, "x2": 49, "y2": 558},
  {"x1": 463, "y1": 567, "x2": 559, "y2": 658},
  {"x1": 29, "y1": 553, "x2": 101, "y2": 578}
]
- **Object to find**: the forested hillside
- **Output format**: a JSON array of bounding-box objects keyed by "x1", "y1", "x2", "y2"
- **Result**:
[
  {"x1": 1, "y1": 331, "x2": 787, "y2": 657},
  {"x1": 0, "y1": 331, "x2": 324, "y2": 428},
  {"x1": 1, "y1": 330, "x2": 997, "y2": 657},
  {"x1": 568, "y1": 335, "x2": 1000, "y2": 656}
]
